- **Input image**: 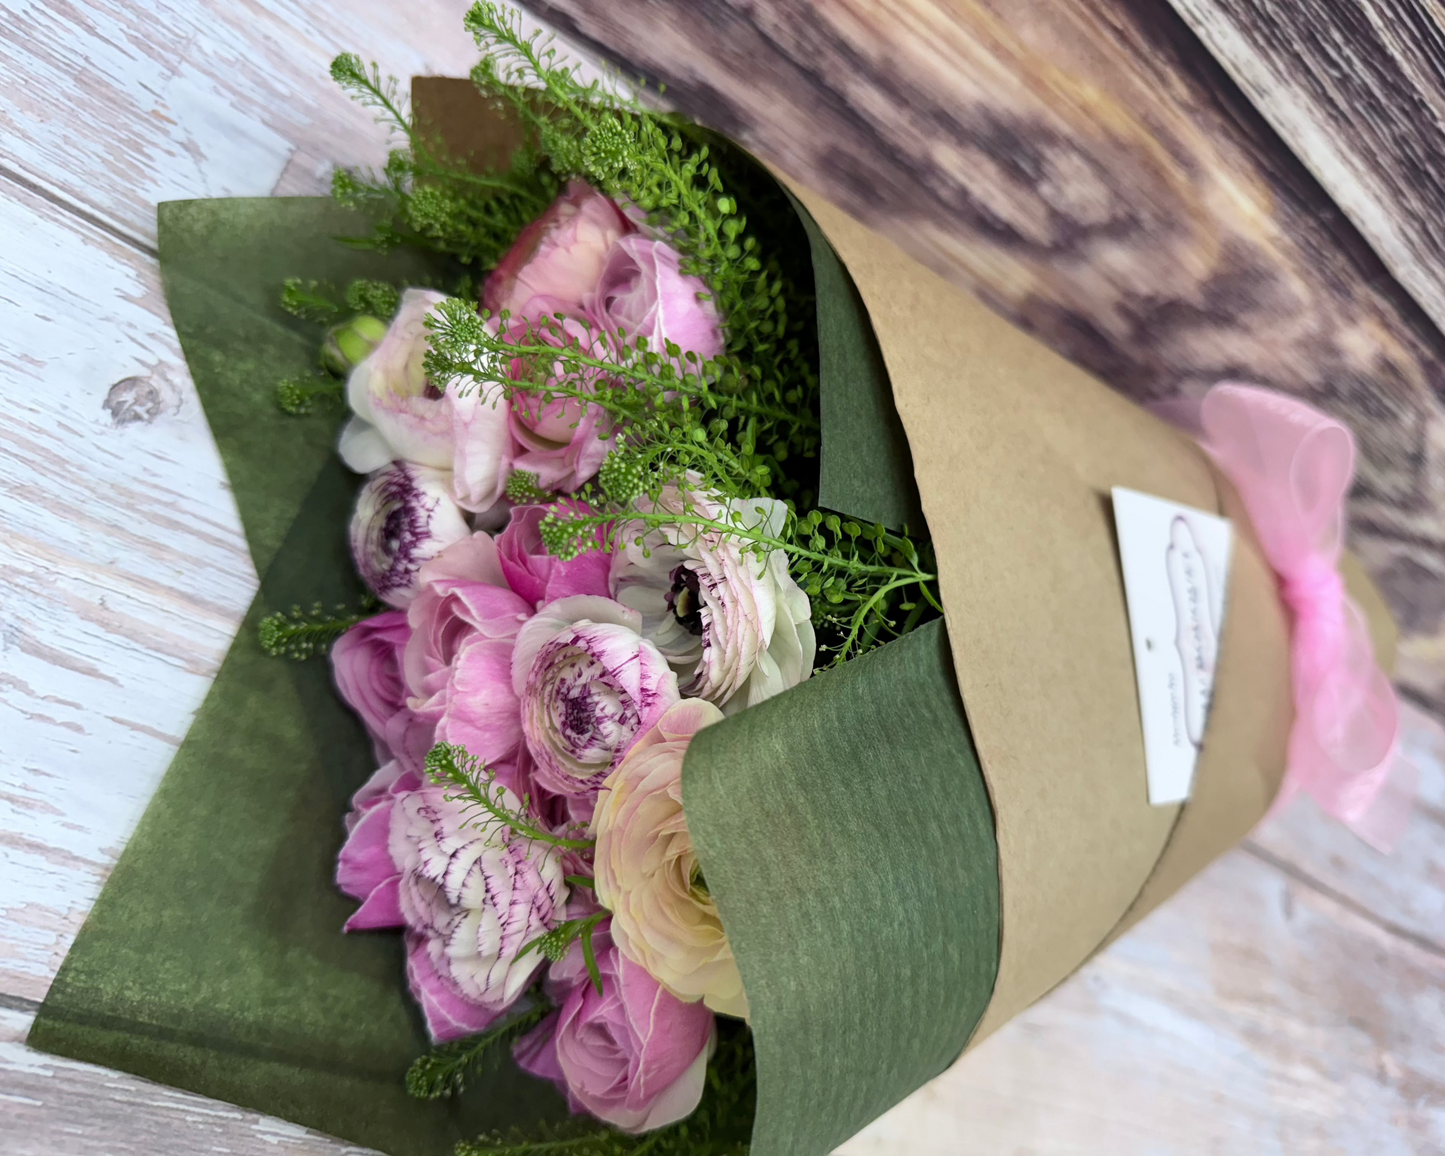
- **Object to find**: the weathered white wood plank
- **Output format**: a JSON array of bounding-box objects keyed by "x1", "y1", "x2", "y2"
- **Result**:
[
  {"x1": 0, "y1": 176, "x2": 254, "y2": 1001},
  {"x1": 0, "y1": 0, "x2": 593, "y2": 1007},
  {"x1": 0, "y1": 0, "x2": 484, "y2": 247},
  {"x1": 1163, "y1": 0, "x2": 1445, "y2": 353},
  {"x1": 1248, "y1": 700, "x2": 1445, "y2": 953}
]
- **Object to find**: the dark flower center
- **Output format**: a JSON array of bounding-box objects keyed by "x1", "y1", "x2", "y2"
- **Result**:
[
  {"x1": 382, "y1": 502, "x2": 409, "y2": 556},
  {"x1": 562, "y1": 690, "x2": 597, "y2": 742},
  {"x1": 665, "y1": 565, "x2": 705, "y2": 636}
]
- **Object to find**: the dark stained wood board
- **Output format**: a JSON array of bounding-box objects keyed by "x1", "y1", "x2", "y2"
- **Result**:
[{"x1": 1166, "y1": 0, "x2": 1445, "y2": 342}]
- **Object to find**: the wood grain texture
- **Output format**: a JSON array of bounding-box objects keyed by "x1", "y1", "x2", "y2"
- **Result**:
[
  {"x1": 1164, "y1": 0, "x2": 1445, "y2": 348},
  {"x1": 0, "y1": 179, "x2": 253, "y2": 1002},
  {"x1": 0, "y1": 0, "x2": 484, "y2": 248},
  {"x1": 1248, "y1": 700, "x2": 1445, "y2": 951},
  {"x1": 0, "y1": 0, "x2": 515, "y2": 1004},
  {"x1": 520, "y1": 0, "x2": 1445, "y2": 715}
]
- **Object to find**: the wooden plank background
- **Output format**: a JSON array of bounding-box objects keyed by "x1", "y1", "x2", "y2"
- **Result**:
[
  {"x1": 523, "y1": 0, "x2": 1445, "y2": 717},
  {"x1": 1, "y1": 0, "x2": 1443, "y2": 1152},
  {"x1": 1165, "y1": 0, "x2": 1445, "y2": 339}
]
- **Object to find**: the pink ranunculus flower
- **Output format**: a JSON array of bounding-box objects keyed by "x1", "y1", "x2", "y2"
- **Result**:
[
  {"x1": 404, "y1": 533, "x2": 534, "y2": 766},
  {"x1": 350, "y1": 462, "x2": 471, "y2": 608},
  {"x1": 513, "y1": 921, "x2": 716, "y2": 1133},
  {"x1": 339, "y1": 288, "x2": 455, "y2": 473},
  {"x1": 497, "y1": 502, "x2": 611, "y2": 609},
  {"x1": 592, "y1": 698, "x2": 748, "y2": 1019},
  {"x1": 336, "y1": 775, "x2": 569, "y2": 1042},
  {"x1": 483, "y1": 180, "x2": 635, "y2": 322},
  {"x1": 332, "y1": 611, "x2": 435, "y2": 774},
  {"x1": 611, "y1": 484, "x2": 815, "y2": 713},
  {"x1": 586, "y1": 234, "x2": 724, "y2": 364},
  {"x1": 501, "y1": 311, "x2": 617, "y2": 494},
  {"x1": 511, "y1": 596, "x2": 680, "y2": 799}
]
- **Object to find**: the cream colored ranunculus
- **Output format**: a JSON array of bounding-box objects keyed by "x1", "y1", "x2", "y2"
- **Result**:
[{"x1": 590, "y1": 698, "x2": 748, "y2": 1019}]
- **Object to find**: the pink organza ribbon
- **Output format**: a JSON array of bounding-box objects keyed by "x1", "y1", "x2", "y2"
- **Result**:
[{"x1": 1165, "y1": 383, "x2": 1416, "y2": 851}]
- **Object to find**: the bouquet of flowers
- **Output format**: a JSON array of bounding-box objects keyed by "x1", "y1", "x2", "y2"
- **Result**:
[
  {"x1": 29, "y1": 7, "x2": 1409, "y2": 1156},
  {"x1": 316, "y1": 11, "x2": 948, "y2": 1144}
]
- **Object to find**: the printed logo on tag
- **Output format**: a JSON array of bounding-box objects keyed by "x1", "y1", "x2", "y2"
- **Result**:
[{"x1": 1111, "y1": 487, "x2": 1233, "y2": 805}]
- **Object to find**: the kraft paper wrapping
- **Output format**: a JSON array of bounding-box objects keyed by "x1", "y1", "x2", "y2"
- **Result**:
[{"x1": 783, "y1": 183, "x2": 1296, "y2": 1039}]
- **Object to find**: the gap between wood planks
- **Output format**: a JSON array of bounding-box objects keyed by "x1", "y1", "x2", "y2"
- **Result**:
[
  {"x1": 0, "y1": 164, "x2": 156, "y2": 259},
  {"x1": 1242, "y1": 840, "x2": 1445, "y2": 961}
]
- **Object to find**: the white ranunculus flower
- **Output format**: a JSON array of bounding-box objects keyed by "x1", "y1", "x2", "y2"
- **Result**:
[
  {"x1": 591, "y1": 698, "x2": 748, "y2": 1019},
  {"x1": 349, "y1": 461, "x2": 471, "y2": 608},
  {"x1": 339, "y1": 288, "x2": 455, "y2": 473},
  {"x1": 609, "y1": 482, "x2": 815, "y2": 713},
  {"x1": 391, "y1": 783, "x2": 569, "y2": 1019}
]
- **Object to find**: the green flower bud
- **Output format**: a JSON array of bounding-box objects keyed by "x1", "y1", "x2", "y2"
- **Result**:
[{"x1": 320, "y1": 314, "x2": 388, "y2": 375}]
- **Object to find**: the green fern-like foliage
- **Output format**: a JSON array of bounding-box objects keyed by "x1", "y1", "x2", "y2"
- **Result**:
[
  {"x1": 425, "y1": 742, "x2": 594, "y2": 851},
  {"x1": 505, "y1": 469, "x2": 556, "y2": 504},
  {"x1": 407, "y1": 1000, "x2": 554, "y2": 1102},
  {"x1": 275, "y1": 375, "x2": 344, "y2": 415},
  {"x1": 344, "y1": 277, "x2": 402, "y2": 317},
  {"x1": 279, "y1": 277, "x2": 343, "y2": 322},
  {"x1": 327, "y1": 52, "x2": 557, "y2": 265},
  {"x1": 257, "y1": 603, "x2": 369, "y2": 659}
]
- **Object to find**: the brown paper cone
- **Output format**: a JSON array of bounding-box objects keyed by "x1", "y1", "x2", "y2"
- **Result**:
[{"x1": 783, "y1": 182, "x2": 1297, "y2": 1041}]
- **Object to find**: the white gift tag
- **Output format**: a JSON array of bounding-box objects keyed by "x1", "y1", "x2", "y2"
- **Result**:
[{"x1": 1111, "y1": 487, "x2": 1234, "y2": 805}]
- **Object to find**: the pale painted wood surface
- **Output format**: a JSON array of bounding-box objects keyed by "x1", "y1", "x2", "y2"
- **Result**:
[{"x1": 0, "y1": 2, "x2": 1442, "y2": 1153}]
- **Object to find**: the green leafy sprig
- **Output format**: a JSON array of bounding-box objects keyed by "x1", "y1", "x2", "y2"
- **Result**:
[
  {"x1": 535, "y1": 496, "x2": 939, "y2": 664},
  {"x1": 517, "y1": 911, "x2": 608, "y2": 995},
  {"x1": 424, "y1": 303, "x2": 815, "y2": 502},
  {"x1": 257, "y1": 603, "x2": 369, "y2": 659},
  {"x1": 275, "y1": 374, "x2": 345, "y2": 415},
  {"x1": 505, "y1": 469, "x2": 556, "y2": 504},
  {"x1": 280, "y1": 277, "x2": 342, "y2": 322},
  {"x1": 328, "y1": 52, "x2": 556, "y2": 264},
  {"x1": 345, "y1": 277, "x2": 401, "y2": 317},
  {"x1": 406, "y1": 998, "x2": 554, "y2": 1101},
  {"x1": 461, "y1": 2, "x2": 816, "y2": 466},
  {"x1": 425, "y1": 743, "x2": 594, "y2": 851}
]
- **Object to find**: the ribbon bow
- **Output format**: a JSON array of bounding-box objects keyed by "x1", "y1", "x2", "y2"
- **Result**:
[{"x1": 1185, "y1": 384, "x2": 1415, "y2": 850}]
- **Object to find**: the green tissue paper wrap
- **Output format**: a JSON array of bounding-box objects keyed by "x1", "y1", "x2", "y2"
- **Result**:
[{"x1": 28, "y1": 193, "x2": 1004, "y2": 1156}]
